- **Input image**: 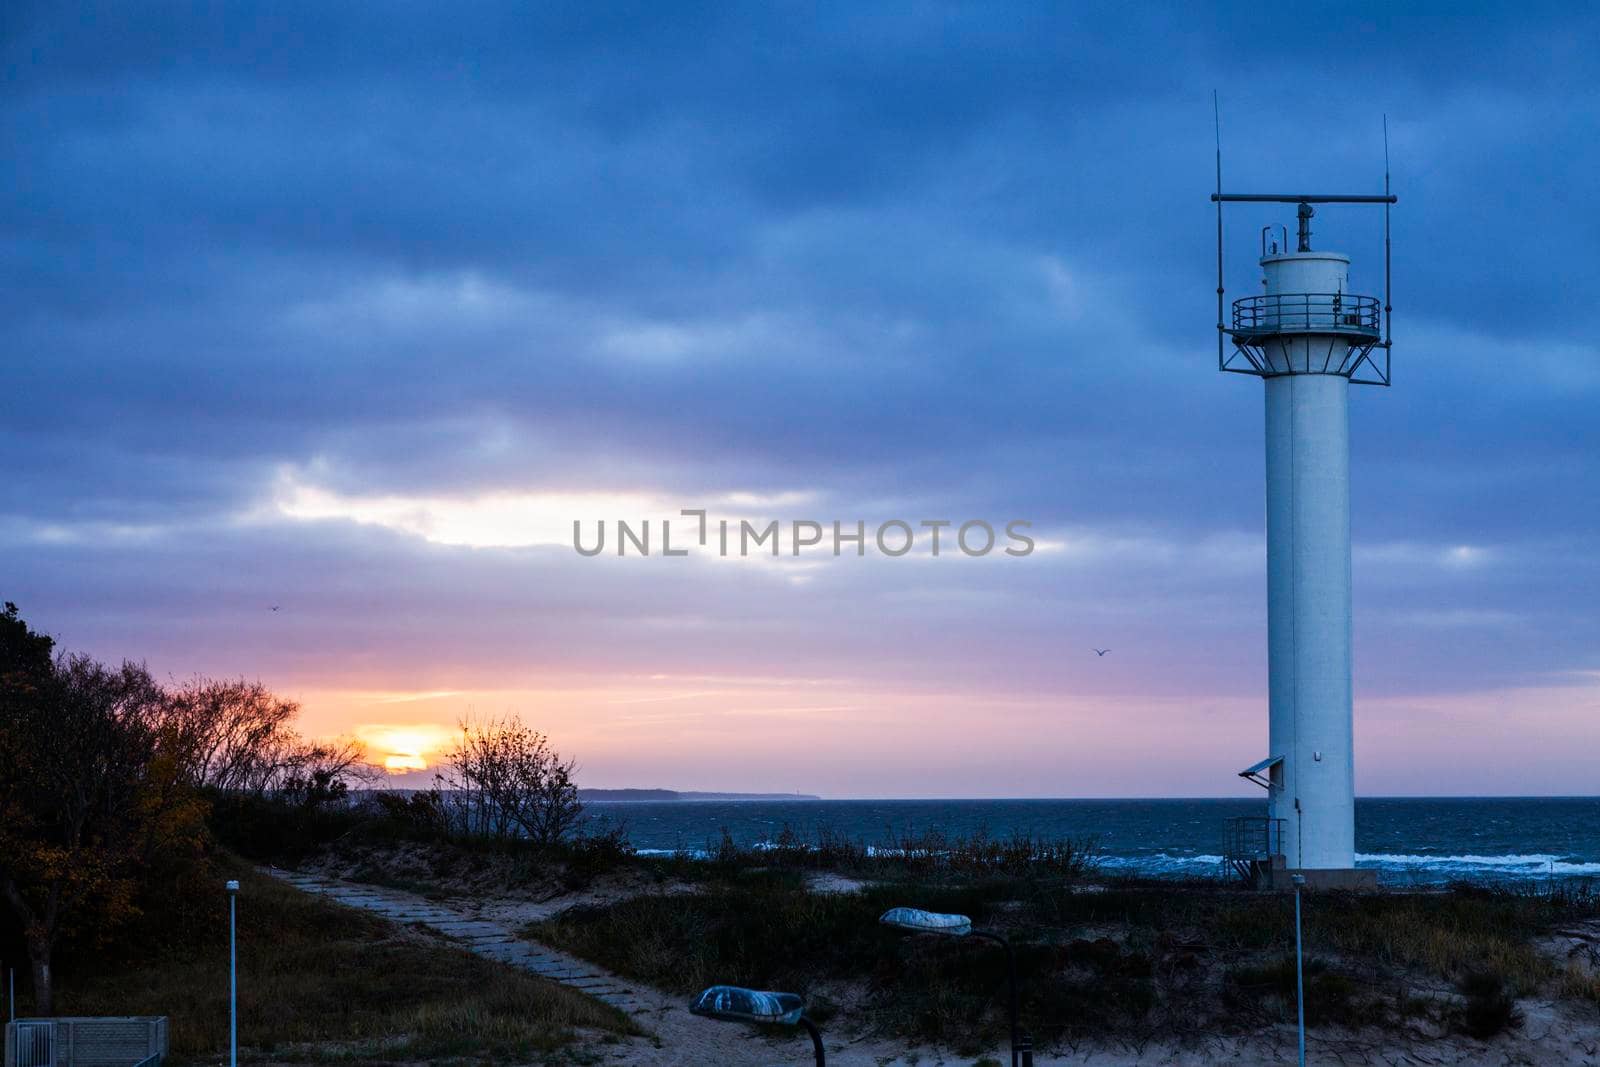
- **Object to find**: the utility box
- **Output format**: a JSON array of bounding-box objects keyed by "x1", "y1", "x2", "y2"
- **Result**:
[{"x1": 5, "y1": 1017, "x2": 167, "y2": 1067}]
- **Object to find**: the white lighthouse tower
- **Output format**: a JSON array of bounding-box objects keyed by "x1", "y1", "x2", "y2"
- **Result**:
[{"x1": 1214, "y1": 183, "x2": 1394, "y2": 889}]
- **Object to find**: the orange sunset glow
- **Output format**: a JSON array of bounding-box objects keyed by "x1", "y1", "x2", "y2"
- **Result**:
[{"x1": 353, "y1": 723, "x2": 459, "y2": 774}]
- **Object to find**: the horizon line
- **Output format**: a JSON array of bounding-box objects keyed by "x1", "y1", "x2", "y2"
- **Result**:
[{"x1": 617, "y1": 794, "x2": 1600, "y2": 802}]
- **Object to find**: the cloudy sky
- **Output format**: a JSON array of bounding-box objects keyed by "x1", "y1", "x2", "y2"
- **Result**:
[{"x1": 5, "y1": 3, "x2": 1596, "y2": 796}]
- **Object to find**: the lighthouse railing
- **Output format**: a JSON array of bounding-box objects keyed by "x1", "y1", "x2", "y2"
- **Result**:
[{"x1": 1232, "y1": 292, "x2": 1380, "y2": 339}]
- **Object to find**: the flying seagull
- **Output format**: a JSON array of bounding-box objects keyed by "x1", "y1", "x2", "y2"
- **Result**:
[
  {"x1": 1093, "y1": 648, "x2": 1110, "y2": 656},
  {"x1": 269, "y1": 605, "x2": 281, "y2": 612}
]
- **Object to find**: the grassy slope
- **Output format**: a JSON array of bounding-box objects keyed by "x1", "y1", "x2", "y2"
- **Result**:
[
  {"x1": 529, "y1": 870, "x2": 1600, "y2": 1054},
  {"x1": 55, "y1": 862, "x2": 636, "y2": 1065}
]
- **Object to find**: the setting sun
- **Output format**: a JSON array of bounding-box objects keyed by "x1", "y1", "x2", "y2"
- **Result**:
[{"x1": 353, "y1": 723, "x2": 457, "y2": 775}]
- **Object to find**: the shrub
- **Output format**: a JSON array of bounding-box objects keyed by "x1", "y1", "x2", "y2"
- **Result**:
[
  {"x1": 370, "y1": 787, "x2": 450, "y2": 838},
  {"x1": 1456, "y1": 970, "x2": 1524, "y2": 1039},
  {"x1": 436, "y1": 716, "x2": 583, "y2": 846},
  {"x1": 559, "y1": 818, "x2": 635, "y2": 889},
  {"x1": 680, "y1": 821, "x2": 1098, "y2": 883}
]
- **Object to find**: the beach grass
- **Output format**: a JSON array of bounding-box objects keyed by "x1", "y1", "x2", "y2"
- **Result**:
[
  {"x1": 657, "y1": 824, "x2": 1101, "y2": 881},
  {"x1": 528, "y1": 870, "x2": 1600, "y2": 1050},
  {"x1": 54, "y1": 861, "x2": 637, "y2": 1065}
]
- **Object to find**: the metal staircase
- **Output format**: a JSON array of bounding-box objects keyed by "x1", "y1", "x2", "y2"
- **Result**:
[{"x1": 1223, "y1": 816, "x2": 1286, "y2": 887}]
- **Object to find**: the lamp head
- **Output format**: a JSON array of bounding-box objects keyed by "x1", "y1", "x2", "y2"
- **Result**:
[
  {"x1": 226, "y1": 880, "x2": 240, "y2": 892},
  {"x1": 689, "y1": 985, "x2": 805, "y2": 1027},
  {"x1": 878, "y1": 906, "x2": 973, "y2": 937}
]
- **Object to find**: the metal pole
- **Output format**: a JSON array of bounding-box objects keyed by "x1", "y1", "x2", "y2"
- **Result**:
[
  {"x1": 798, "y1": 1017, "x2": 825, "y2": 1067},
  {"x1": 1293, "y1": 875, "x2": 1306, "y2": 1067},
  {"x1": 227, "y1": 879, "x2": 240, "y2": 1067},
  {"x1": 1211, "y1": 193, "x2": 1396, "y2": 204}
]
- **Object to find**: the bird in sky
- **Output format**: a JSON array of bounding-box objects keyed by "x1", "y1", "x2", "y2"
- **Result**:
[
  {"x1": 269, "y1": 605, "x2": 281, "y2": 612},
  {"x1": 1093, "y1": 648, "x2": 1110, "y2": 656}
]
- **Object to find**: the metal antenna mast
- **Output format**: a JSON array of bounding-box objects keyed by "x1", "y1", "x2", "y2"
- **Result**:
[
  {"x1": 1214, "y1": 91, "x2": 1225, "y2": 372},
  {"x1": 1383, "y1": 115, "x2": 1393, "y2": 380}
]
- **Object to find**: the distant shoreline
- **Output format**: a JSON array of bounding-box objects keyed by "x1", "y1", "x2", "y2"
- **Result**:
[{"x1": 580, "y1": 793, "x2": 1597, "y2": 802}]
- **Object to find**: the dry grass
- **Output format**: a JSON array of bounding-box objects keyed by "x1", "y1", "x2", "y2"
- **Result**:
[
  {"x1": 530, "y1": 872, "x2": 1600, "y2": 1051},
  {"x1": 529, "y1": 870, "x2": 906, "y2": 996},
  {"x1": 1558, "y1": 961, "x2": 1600, "y2": 1005},
  {"x1": 55, "y1": 863, "x2": 636, "y2": 1064},
  {"x1": 1297, "y1": 888, "x2": 1576, "y2": 995}
]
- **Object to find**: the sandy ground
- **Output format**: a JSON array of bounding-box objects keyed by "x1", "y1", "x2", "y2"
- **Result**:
[
  {"x1": 274, "y1": 858, "x2": 1600, "y2": 1066},
  {"x1": 807, "y1": 870, "x2": 869, "y2": 895},
  {"x1": 581, "y1": 1014, "x2": 1600, "y2": 1067}
]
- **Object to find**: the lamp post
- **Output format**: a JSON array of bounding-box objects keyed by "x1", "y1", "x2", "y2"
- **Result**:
[
  {"x1": 1292, "y1": 873, "x2": 1306, "y2": 1067},
  {"x1": 880, "y1": 907, "x2": 1031, "y2": 1067},
  {"x1": 689, "y1": 985, "x2": 823, "y2": 1066},
  {"x1": 226, "y1": 879, "x2": 240, "y2": 1067}
]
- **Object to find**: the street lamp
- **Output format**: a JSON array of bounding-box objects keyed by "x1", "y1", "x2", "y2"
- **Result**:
[
  {"x1": 880, "y1": 907, "x2": 1031, "y2": 1067},
  {"x1": 1292, "y1": 874, "x2": 1306, "y2": 1067},
  {"x1": 226, "y1": 879, "x2": 240, "y2": 1067},
  {"x1": 689, "y1": 985, "x2": 824, "y2": 1066}
]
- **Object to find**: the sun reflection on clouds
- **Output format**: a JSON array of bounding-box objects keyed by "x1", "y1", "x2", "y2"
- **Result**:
[
  {"x1": 269, "y1": 466, "x2": 820, "y2": 552},
  {"x1": 275, "y1": 476, "x2": 669, "y2": 549}
]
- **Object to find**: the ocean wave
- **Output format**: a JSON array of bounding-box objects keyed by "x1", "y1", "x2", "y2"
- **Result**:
[
  {"x1": 1095, "y1": 853, "x2": 1224, "y2": 870},
  {"x1": 626, "y1": 847, "x2": 1600, "y2": 880},
  {"x1": 1357, "y1": 852, "x2": 1600, "y2": 875}
]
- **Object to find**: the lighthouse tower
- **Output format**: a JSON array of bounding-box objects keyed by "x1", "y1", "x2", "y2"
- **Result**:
[{"x1": 1214, "y1": 188, "x2": 1394, "y2": 889}]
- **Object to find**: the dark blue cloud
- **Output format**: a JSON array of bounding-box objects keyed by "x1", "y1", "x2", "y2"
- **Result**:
[{"x1": 2, "y1": 1, "x2": 1597, "y2": 743}]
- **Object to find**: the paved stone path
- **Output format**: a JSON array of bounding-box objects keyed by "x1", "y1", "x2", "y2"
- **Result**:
[{"x1": 264, "y1": 869, "x2": 651, "y2": 1016}]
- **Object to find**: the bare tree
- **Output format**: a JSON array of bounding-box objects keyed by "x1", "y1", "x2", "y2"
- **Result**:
[
  {"x1": 278, "y1": 737, "x2": 378, "y2": 807},
  {"x1": 154, "y1": 677, "x2": 300, "y2": 793},
  {"x1": 153, "y1": 677, "x2": 373, "y2": 800},
  {"x1": 436, "y1": 716, "x2": 582, "y2": 847}
]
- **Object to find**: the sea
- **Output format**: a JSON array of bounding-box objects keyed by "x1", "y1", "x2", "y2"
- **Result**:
[{"x1": 580, "y1": 797, "x2": 1600, "y2": 886}]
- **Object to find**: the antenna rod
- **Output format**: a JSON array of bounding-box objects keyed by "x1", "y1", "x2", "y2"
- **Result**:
[
  {"x1": 1383, "y1": 116, "x2": 1393, "y2": 377},
  {"x1": 1214, "y1": 91, "x2": 1224, "y2": 371},
  {"x1": 1212, "y1": 193, "x2": 1397, "y2": 204}
]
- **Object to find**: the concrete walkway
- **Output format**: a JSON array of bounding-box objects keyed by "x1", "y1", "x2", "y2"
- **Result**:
[{"x1": 263, "y1": 868, "x2": 651, "y2": 1016}]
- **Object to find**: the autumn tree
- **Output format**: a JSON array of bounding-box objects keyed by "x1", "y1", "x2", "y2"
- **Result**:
[{"x1": 0, "y1": 607, "x2": 205, "y2": 1013}]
